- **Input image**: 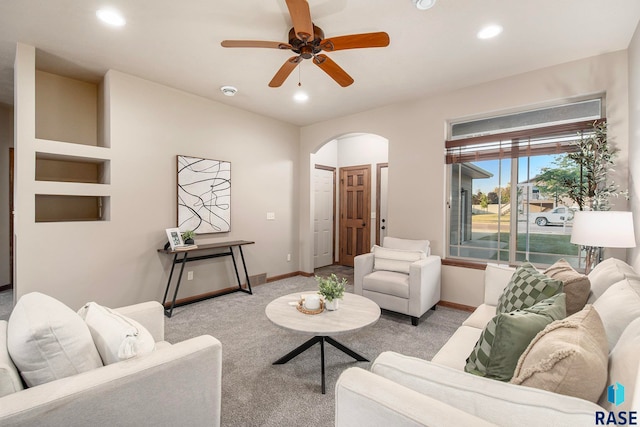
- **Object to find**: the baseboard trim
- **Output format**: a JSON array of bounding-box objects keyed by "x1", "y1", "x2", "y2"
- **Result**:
[
  {"x1": 163, "y1": 285, "x2": 251, "y2": 308},
  {"x1": 0, "y1": 284, "x2": 12, "y2": 292},
  {"x1": 437, "y1": 300, "x2": 476, "y2": 312},
  {"x1": 165, "y1": 272, "x2": 316, "y2": 308},
  {"x1": 266, "y1": 271, "x2": 305, "y2": 282}
]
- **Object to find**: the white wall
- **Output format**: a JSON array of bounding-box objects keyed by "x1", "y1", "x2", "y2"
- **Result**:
[
  {"x1": 0, "y1": 105, "x2": 12, "y2": 286},
  {"x1": 14, "y1": 44, "x2": 300, "y2": 310},
  {"x1": 629, "y1": 21, "x2": 640, "y2": 271},
  {"x1": 300, "y1": 51, "x2": 631, "y2": 307}
]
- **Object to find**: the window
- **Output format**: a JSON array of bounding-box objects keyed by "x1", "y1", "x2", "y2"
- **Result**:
[{"x1": 446, "y1": 98, "x2": 604, "y2": 269}]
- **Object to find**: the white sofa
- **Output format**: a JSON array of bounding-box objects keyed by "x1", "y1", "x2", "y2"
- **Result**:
[
  {"x1": 0, "y1": 298, "x2": 222, "y2": 426},
  {"x1": 336, "y1": 258, "x2": 640, "y2": 426},
  {"x1": 354, "y1": 237, "x2": 441, "y2": 325}
]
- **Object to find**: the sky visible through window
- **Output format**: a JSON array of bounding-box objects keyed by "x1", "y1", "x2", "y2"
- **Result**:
[{"x1": 472, "y1": 155, "x2": 557, "y2": 194}]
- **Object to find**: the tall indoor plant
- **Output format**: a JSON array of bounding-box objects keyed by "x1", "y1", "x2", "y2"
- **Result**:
[
  {"x1": 562, "y1": 121, "x2": 627, "y2": 211},
  {"x1": 561, "y1": 121, "x2": 628, "y2": 270}
]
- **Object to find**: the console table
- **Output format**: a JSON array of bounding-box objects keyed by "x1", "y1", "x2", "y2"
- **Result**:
[{"x1": 158, "y1": 240, "x2": 254, "y2": 317}]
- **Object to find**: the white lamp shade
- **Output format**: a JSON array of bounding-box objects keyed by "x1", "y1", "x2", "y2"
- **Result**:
[{"x1": 570, "y1": 211, "x2": 636, "y2": 248}]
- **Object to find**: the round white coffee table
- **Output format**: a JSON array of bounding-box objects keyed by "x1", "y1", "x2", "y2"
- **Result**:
[{"x1": 265, "y1": 291, "x2": 380, "y2": 394}]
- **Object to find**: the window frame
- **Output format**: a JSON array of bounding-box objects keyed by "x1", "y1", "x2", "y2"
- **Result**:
[{"x1": 444, "y1": 116, "x2": 605, "y2": 269}]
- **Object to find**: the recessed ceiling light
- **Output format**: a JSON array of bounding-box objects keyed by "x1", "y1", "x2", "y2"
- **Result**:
[
  {"x1": 293, "y1": 91, "x2": 309, "y2": 103},
  {"x1": 96, "y1": 9, "x2": 126, "y2": 27},
  {"x1": 412, "y1": 0, "x2": 436, "y2": 10},
  {"x1": 477, "y1": 24, "x2": 503, "y2": 40},
  {"x1": 220, "y1": 86, "x2": 238, "y2": 96}
]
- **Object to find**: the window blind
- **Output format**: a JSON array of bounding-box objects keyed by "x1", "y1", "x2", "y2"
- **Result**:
[{"x1": 445, "y1": 119, "x2": 604, "y2": 164}]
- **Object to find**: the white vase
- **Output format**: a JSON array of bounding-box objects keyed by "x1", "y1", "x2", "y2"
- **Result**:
[{"x1": 325, "y1": 299, "x2": 339, "y2": 311}]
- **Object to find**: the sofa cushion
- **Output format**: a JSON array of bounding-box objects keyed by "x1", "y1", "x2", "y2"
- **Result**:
[
  {"x1": 543, "y1": 259, "x2": 590, "y2": 316},
  {"x1": 0, "y1": 321, "x2": 23, "y2": 397},
  {"x1": 78, "y1": 302, "x2": 155, "y2": 365},
  {"x1": 462, "y1": 304, "x2": 496, "y2": 329},
  {"x1": 496, "y1": 262, "x2": 563, "y2": 314},
  {"x1": 599, "y1": 317, "x2": 640, "y2": 411},
  {"x1": 592, "y1": 276, "x2": 640, "y2": 351},
  {"x1": 511, "y1": 305, "x2": 608, "y2": 403},
  {"x1": 7, "y1": 292, "x2": 103, "y2": 387},
  {"x1": 465, "y1": 293, "x2": 566, "y2": 382},
  {"x1": 588, "y1": 257, "x2": 640, "y2": 301},
  {"x1": 362, "y1": 270, "x2": 409, "y2": 298},
  {"x1": 431, "y1": 326, "x2": 483, "y2": 370},
  {"x1": 372, "y1": 245, "x2": 426, "y2": 274}
]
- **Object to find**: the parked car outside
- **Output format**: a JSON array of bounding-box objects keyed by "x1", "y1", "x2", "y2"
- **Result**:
[{"x1": 534, "y1": 206, "x2": 577, "y2": 226}]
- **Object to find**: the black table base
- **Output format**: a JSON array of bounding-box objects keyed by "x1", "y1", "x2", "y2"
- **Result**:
[{"x1": 273, "y1": 336, "x2": 368, "y2": 394}]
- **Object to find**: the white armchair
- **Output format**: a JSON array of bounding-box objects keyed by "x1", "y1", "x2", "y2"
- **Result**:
[{"x1": 354, "y1": 237, "x2": 441, "y2": 325}]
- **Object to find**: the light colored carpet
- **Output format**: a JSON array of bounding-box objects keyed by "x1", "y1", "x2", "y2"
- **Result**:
[
  {"x1": 164, "y1": 276, "x2": 469, "y2": 427},
  {"x1": 0, "y1": 277, "x2": 469, "y2": 426}
]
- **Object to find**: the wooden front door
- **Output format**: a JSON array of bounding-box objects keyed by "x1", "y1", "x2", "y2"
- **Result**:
[{"x1": 339, "y1": 165, "x2": 371, "y2": 267}]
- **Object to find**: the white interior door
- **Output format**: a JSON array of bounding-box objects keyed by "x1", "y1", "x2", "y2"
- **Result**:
[
  {"x1": 314, "y1": 166, "x2": 335, "y2": 268},
  {"x1": 378, "y1": 165, "x2": 388, "y2": 244}
]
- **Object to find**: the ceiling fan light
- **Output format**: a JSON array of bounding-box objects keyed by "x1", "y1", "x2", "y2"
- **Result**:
[
  {"x1": 96, "y1": 9, "x2": 126, "y2": 27},
  {"x1": 477, "y1": 24, "x2": 503, "y2": 40},
  {"x1": 293, "y1": 91, "x2": 309, "y2": 103},
  {"x1": 412, "y1": 0, "x2": 436, "y2": 10},
  {"x1": 220, "y1": 86, "x2": 238, "y2": 96}
]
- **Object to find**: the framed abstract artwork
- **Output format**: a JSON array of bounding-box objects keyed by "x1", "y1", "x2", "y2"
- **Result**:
[{"x1": 177, "y1": 155, "x2": 231, "y2": 234}]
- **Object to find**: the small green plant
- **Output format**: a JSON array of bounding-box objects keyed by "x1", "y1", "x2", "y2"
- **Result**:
[
  {"x1": 181, "y1": 230, "x2": 195, "y2": 242},
  {"x1": 315, "y1": 274, "x2": 347, "y2": 302}
]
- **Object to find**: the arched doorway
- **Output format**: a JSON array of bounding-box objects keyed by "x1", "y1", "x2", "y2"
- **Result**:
[{"x1": 312, "y1": 133, "x2": 389, "y2": 268}]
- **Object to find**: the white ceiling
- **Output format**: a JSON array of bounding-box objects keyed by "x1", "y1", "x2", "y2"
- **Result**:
[{"x1": 0, "y1": 0, "x2": 639, "y2": 126}]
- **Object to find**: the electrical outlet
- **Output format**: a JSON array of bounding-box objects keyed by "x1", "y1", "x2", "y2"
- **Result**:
[
  {"x1": 267, "y1": 212, "x2": 275, "y2": 220},
  {"x1": 187, "y1": 271, "x2": 194, "y2": 280},
  {"x1": 287, "y1": 253, "x2": 291, "y2": 262}
]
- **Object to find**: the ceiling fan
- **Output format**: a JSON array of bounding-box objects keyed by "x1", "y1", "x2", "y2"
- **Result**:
[{"x1": 221, "y1": 0, "x2": 390, "y2": 88}]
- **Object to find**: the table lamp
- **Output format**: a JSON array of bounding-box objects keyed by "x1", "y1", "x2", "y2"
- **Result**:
[{"x1": 570, "y1": 211, "x2": 636, "y2": 274}]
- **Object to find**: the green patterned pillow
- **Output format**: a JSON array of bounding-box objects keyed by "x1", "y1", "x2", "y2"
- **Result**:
[
  {"x1": 465, "y1": 293, "x2": 566, "y2": 382},
  {"x1": 496, "y1": 262, "x2": 563, "y2": 314}
]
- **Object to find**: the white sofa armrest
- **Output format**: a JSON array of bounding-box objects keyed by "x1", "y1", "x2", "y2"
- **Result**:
[
  {"x1": 408, "y1": 256, "x2": 441, "y2": 317},
  {"x1": 336, "y1": 367, "x2": 497, "y2": 427},
  {"x1": 354, "y1": 252, "x2": 375, "y2": 295},
  {"x1": 0, "y1": 335, "x2": 222, "y2": 427},
  {"x1": 115, "y1": 301, "x2": 164, "y2": 342},
  {"x1": 372, "y1": 351, "x2": 602, "y2": 426}
]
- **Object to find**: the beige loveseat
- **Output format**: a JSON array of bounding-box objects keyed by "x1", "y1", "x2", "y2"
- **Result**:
[
  {"x1": 0, "y1": 296, "x2": 222, "y2": 426},
  {"x1": 336, "y1": 258, "x2": 640, "y2": 426}
]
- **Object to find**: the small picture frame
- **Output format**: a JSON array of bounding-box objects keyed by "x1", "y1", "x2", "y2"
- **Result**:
[{"x1": 165, "y1": 228, "x2": 184, "y2": 250}]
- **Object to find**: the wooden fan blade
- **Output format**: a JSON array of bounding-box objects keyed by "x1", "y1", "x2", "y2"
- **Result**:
[
  {"x1": 269, "y1": 56, "x2": 302, "y2": 87},
  {"x1": 285, "y1": 0, "x2": 314, "y2": 41},
  {"x1": 221, "y1": 40, "x2": 292, "y2": 49},
  {"x1": 312, "y1": 54, "x2": 354, "y2": 87},
  {"x1": 320, "y1": 32, "x2": 390, "y2": 51}
]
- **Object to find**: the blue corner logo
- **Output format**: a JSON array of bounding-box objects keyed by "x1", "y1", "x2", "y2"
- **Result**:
[
  {"x1": 609, "y1": 382, "x2": 626, "y2": 407},
  {"x1": 596, "y1": 382, "x2": 637, "y2": 425}
]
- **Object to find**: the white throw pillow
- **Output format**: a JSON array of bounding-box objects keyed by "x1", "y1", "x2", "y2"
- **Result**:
[
  {"x1": 599, "y1": 317, "x2": 640, "y2": 411},
  {"x1": 7, "y1": 292, "x2": 103, "y2": 387},
  {"x1": 593, "y1": 277, "x2": 640, "y2": 351},
  {"x1": 78, "y1": 302, "x2": 155, "y2": 365},
  {"x1": 373, "y1": 245, "x2": 426, "y2": 274},
  {"x1": 588, "y1": 257, "x2": 640, "y2": 300}
]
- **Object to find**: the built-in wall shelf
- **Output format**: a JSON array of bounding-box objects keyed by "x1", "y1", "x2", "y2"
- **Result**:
[
  {"x1": 35, "y1": 195, "x2": 110, "y2": 223},
  {"x1": 35, "y1": 70, "x2": 105, "y2": 147},
  {"x1": 31, "y1": 62, "x2": 111, "y2": 224},
  {"x1": 35, "y1": 152, "x2": 110, "y2": 184}
]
